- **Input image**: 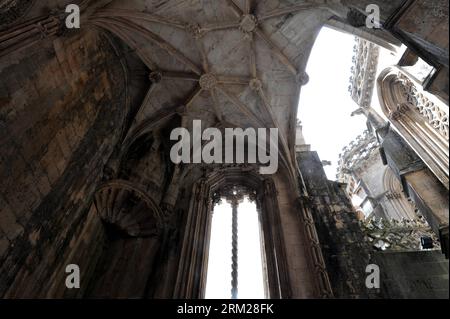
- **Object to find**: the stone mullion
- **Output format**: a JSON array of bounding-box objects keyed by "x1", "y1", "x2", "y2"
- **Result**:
[
  {"x1": 230, "y1": 199, "x2": 239, "y2": 299},
  {"x1": 254, "y1": 198, "x2": 270, "y2": 298}
]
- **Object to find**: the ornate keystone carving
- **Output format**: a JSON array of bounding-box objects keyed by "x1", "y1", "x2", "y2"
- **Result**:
[
  {"x1": 249, "y1": 78, "x2": 262, "y2": 91},
  {"x1": 296, "y1": 71, "x2": 310, "y2": 86},
  {"x1": 149, "y1": 71, "x2": 163, "y2": 84},
  {"x1": 199, "y1": 73, "x2": 217, "y2": 90},
  {"x1": 186, "y1": 23, "x2": 204, "y2": 39},
  {"x1": 239, "y1": 14, "x2": 258, "y2": 35}
]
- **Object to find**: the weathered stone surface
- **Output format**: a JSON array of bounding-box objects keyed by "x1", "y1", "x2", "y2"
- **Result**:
[
  {"x1": 0, "y1": 28, "x2": 130, "y2": 297},
  {"x1": 378, "y1": 127, "x2": 425, "y2": 177},
  {"x1": 297, "y1": 150, "x2": 373, "y2": 298},
  {"x1": 374, "y1": 250, "x2": 449, "y2": 299},
  {"x1": 425, "y1": 66, "x2": 449, "y2": 104},
  {"x1": 0, "y1": 237, "x2": 10, "y2": 258},
  {"x1": 0, "y1": 0, "x2": 35, "y2": 27},
  {"x1": 390, "y1": 0, "x2": 449, "y2": 66}
]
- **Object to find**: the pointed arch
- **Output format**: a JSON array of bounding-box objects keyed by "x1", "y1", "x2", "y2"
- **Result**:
[
  {"x1": 382, "y1": 167, "x2": 417, "y2": 220},
  {"x1": 173, "y1": 166, "x2": 293, "y2": 299},
  {"x1": 377, "y1": 67, "x2": 449, "y2": 189}
]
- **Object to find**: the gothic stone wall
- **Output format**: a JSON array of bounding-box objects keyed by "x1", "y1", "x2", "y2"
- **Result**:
[
  {"x1": 0, "y1": 28, "x2": 128, "y2": 297},
  {"x1": 86, "y1": 233, "x2": 161, "y2": 298},
  {"x1": 297, "y1": 151, "x2": 373, "y2": 298},
  {"x1": 352, "y1": 149, "x2": 417, "y2": 221},
  {"x1": 374, "y1": 250, "x2": 449, "y2": 299},
  {"x1": 298, "y1": 150, "x2": 449, "y2": 299}
]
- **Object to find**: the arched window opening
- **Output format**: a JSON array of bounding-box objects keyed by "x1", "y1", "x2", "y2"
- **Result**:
[
  {"x1": 205, "y1": 189, "x2": 267, "y2": 299},
  {"x1": 174, "y1": 169, "x2": 291, "y2": 299}
]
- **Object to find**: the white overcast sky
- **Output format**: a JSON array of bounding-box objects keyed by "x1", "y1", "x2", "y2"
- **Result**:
[
  {"x1": 205, "y1": 197, "x2": 264, "y2": 299},
  {"x1": 297, "y1": 27, "x2": 368, "y2": 180}
]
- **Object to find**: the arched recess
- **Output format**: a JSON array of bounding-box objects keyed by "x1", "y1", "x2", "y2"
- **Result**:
[
  {"x1": 94, "y1": 179, "x2": 165, "y2": 237},
  {"x1": 377, "y1": 67, "x2": 449, "y2": 189},
  {"x1": 119, "y1": 105, "x2": 183, "y2": 159},
  {"x1": 173, "y1": 166, "x2": 292, "y2": 299},
  {"x1": 108, "y1": 109, "x2": 183, "y2": 208},
  {"x1": 382, "y1": 167, "x2": 417, "y2": 220},
  {"x1": 88, "y1": 179, "x2": 165, "y2": 298}
]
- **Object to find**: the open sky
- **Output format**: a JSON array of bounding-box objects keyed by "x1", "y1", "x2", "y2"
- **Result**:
[{"x1": 297, "y1": 27, "x2": 368, "y2": 180}]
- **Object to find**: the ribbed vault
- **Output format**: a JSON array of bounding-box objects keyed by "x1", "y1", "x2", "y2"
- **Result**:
[{"x1": 86, "y1": 0, "x2": 335, "y2": 187}]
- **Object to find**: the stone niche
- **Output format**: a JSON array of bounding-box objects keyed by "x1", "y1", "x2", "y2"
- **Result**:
[{"x1": 374, "y1": 250, "x2": 449, "y2": 299}]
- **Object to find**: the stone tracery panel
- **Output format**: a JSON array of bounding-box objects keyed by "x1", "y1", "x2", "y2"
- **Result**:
[
  {"x1": 398, "y1": 74, "x2": 449, "y2": 140},
  {"x1": 378, "y1": 67, "x2": 449, "y2": 189},
  {"x1": 349, "y1": 38, "x2": 380, "y2": 108}
]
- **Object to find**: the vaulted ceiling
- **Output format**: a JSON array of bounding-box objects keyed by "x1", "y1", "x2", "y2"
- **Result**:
[{"x1": 86, "y1": 0, "x2": 338, "y2": 179}]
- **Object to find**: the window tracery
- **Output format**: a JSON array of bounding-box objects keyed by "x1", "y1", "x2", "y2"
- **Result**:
[{"x1": 378, "y1": 67, "x2": 449, "y2": 189}]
